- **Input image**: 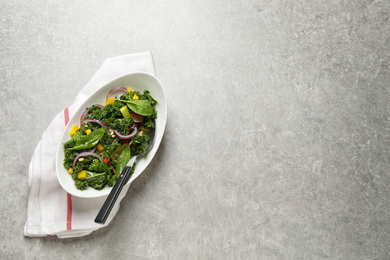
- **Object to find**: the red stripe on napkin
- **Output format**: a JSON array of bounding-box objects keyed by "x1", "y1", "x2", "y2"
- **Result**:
[
  {"x1": 66, "y1": 193, "x2": 72, "y2": 230},
  {"x1": 64, "y1": 107, "x2": 72, "y2": 230}
]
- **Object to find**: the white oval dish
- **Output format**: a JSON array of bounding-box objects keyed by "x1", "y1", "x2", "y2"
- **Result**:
[{"x1": 55, "y1": 72, "x2": 167, "y2": 198}]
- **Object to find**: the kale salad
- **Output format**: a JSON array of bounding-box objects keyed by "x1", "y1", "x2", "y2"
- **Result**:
[{"x1": 63, "y1": 87, "x2": 157, "y2": 191}]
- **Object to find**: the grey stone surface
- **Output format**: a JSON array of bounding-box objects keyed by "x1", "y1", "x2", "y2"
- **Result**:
[{"x1": 1, "y1": 0, "x2": 390, "y2": 259}]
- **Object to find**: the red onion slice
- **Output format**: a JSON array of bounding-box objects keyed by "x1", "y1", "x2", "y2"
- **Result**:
[
  {"x1": 81, "y1": 118, "x2": 107, "y2": 127},
  {"x1": 113, "y1": 126, "x2": 137, "y2": 140},
  {"x1": 72, "y1": 152, "x2": 104, "y2": 167},
  {"x1": 129, "y1": 123, "x2": 137, "y2": 131},
  {"x1": 106, "y1": 87, "x2": 127, "y2": 101}
]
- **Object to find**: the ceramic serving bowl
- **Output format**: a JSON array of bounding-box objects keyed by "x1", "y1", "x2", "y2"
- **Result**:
[{"x1": 55, "y1": 72, "x2": 167, "y2": 198}]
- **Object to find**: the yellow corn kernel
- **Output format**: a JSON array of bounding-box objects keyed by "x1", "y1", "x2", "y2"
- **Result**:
[
  {"x1": 132, "y1": 94, "x2": 139, "y2": 100},
  {"x1": 69, "y1": 125, "x2": 79, "y2": 137},
  {"x1": 77, "y1": 170, "x2": 87, "y2": 179},
  {"x1": 86, "y1": 129, "x2": 91, "y2": 135},
  {"x1": 67, "y1": 168, "x2": 73, "y2": 174},
  {"x1": 127, "y1": 87, "x2": 132, "y2": 92},
  {"x1": 97, "y1": 143, "x2": 104, "y2": 151},
  {"x1": 105, "y1": 98, "x2": 115, "y2": 105}
]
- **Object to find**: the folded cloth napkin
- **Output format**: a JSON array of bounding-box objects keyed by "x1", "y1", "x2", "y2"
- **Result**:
[{"x1": 24, "y1": 52, "x2": 156, "y2": 238}]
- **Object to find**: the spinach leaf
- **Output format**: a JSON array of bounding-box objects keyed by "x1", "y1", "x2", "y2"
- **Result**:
[
  {"x1": 115, "y1": 145, "x2": 131, "y2": 177},
  {"x1": 68, "y1": 128, "x2": 105, "y2": 150},
  {"x1": 119, "y1": 99, "x2": 154, "y2": 116}
]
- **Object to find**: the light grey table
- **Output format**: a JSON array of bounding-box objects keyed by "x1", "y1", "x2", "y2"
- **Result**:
[{"x1": 1, "y1": 1, "x2": 389, "y2": 259}]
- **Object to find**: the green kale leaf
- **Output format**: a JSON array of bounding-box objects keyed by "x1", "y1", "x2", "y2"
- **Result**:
[
  {"x1": 100, "y1": 101, "x2": 123, "y2": 125},
  {"x1": 107, "y1": 118, "x2": 134, "y2": 135},
  {"x1": 130, "y1": 134, "x2": 150, "y2": 155},
  {"x1": 85, "y1": 105, "x2": 104, "y2": 120},
  {"x1": 88, "y1": 158, "x2": 112, "y2": 173},
  {"x1": 74, "y1": 171, "x2": 107, "y2": 190}
]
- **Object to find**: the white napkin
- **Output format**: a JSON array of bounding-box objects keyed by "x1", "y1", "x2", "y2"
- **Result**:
[{"x1": 24, "y1": 52, "x2": 156, "y2": 238}]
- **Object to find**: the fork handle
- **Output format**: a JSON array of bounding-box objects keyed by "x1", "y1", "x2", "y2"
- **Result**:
[{"x1": 94, "y1": 159, "x2": 135, "y2": 224}]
